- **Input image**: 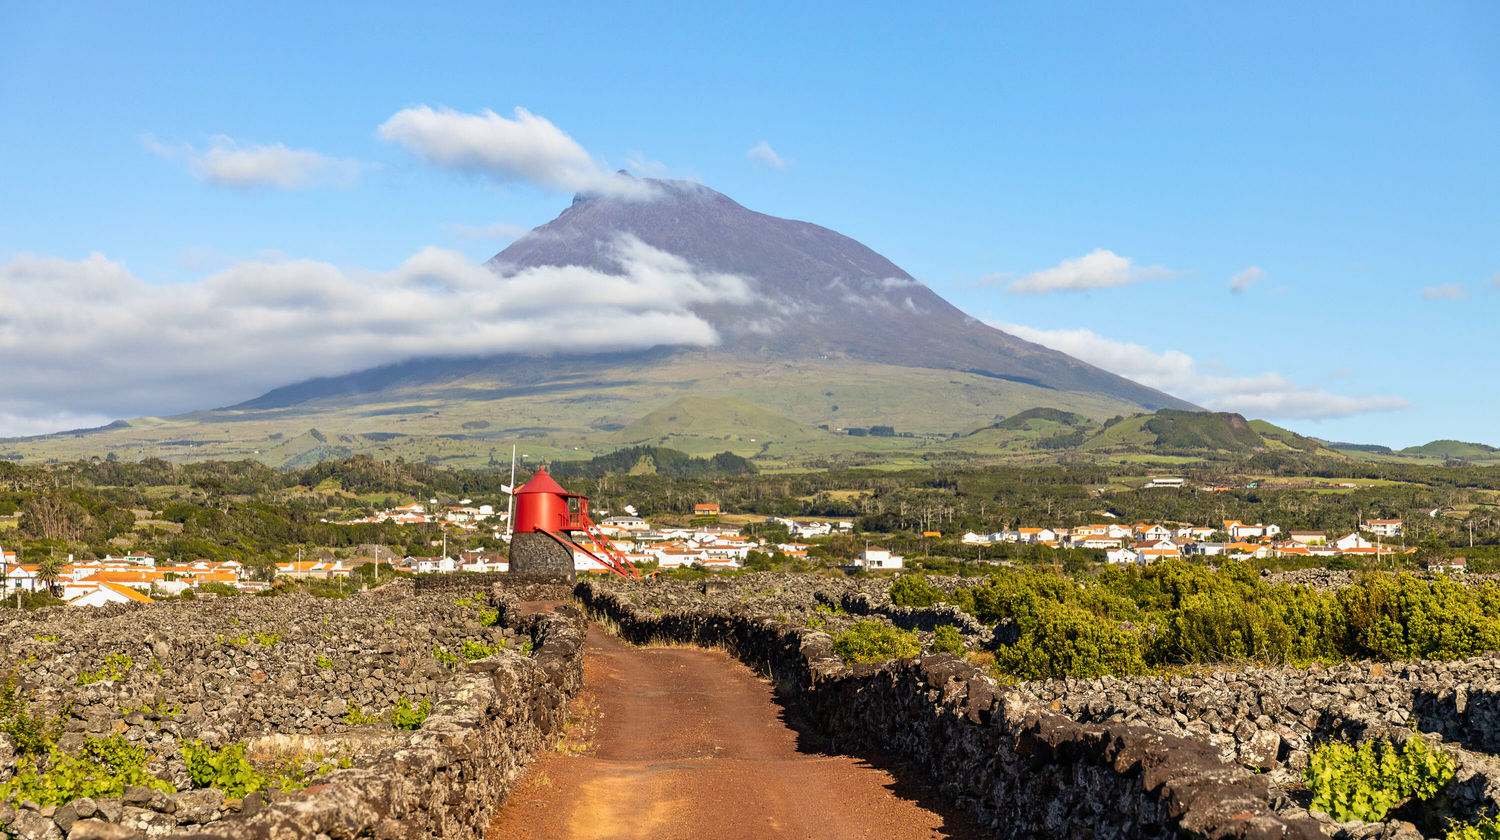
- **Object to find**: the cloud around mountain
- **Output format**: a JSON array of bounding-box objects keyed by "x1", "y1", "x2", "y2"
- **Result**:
[
  {"x1": 378, "y1": 106, "x2": 654, "y2": 198},
  {"x1": 0, "y1": 238, "x2": 750, "y2": 436},
  {"x1": 996, "y1": 323, "x2": 1411, "y2": 420}
]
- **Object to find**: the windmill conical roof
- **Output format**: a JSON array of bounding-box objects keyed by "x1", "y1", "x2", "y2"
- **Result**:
[{"x1": 515, "y1": 466, "x2": 571, "y2": 496}]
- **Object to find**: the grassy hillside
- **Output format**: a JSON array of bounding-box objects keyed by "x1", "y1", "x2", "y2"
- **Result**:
[
  {"x1": 1401, "y1": 439, "x2": 1500, "y2": 460},
  {"x1": 0, "y1": 352, "x2": 1150, "y2": 469},
  {"x1": 617, "y1": 396, "x2": 816, "y2": 447}
]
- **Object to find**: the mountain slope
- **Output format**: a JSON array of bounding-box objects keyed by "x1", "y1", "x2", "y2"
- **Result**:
[{"x1": 486, "y1": 176, "x2": 1195, "y2": 412}]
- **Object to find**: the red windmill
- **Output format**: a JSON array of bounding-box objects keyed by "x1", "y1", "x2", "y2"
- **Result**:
[{"x1": 510, "y1": 467, "x2": 640, "y2": 579}]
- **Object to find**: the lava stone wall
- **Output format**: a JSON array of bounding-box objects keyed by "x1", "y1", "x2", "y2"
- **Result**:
[
  {"x1": 575, "y1": 580, "x2": 1323, "y2": 840},
  {"x1": 0, "y1": 581, "x2": 585, "y2": 840}
]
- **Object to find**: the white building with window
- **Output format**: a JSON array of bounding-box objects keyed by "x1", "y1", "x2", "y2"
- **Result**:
[{"x1": 858, "y1": 546, "x2": 904, "y2": 571}]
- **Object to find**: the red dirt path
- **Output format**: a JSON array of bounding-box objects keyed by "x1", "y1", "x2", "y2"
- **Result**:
[{"x1": 488, "y1": 618, "x2": 988, "y2": 840}]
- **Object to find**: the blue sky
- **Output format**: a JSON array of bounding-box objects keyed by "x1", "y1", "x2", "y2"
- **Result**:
[{"x1": 1, "y1": 1, "x2": 1495, "y2": 446}]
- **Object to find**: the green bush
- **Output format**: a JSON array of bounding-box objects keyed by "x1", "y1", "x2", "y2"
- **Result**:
[
  {"x1": 77, "y1": 653, "x2": 133, "y2": 685},
  {"x1": 0, "y1": 735, "x2": 174, "y2": 806},
  {"x1": 889, "y1": 574, "x2": 944, "y2": 608},
  {"x1": 0, "y1": 676, "x2": 62, "y2": 757},
  {"x1": 833, "y1": 621, "x2": 921, "y2": 663},
  {"x1": 391, "y1": 697, "x2": 431, "y2": 730},
  {"x1": 1304, "y1": 735, "x2": 1455, "y2": 822},
  {"x1": 1447, "y1": 814, "x2": 1500, "y2": 840},
  {"x1": 182, "y1": 741, "x2": 269, "y2": 798},
  {"x1": 993, "y1": 600, "x2": 1149, "y2": 680},
  {"x1": 930, "y1": 625, "x2": 965, "y2": 655},
  {"x1": 343, "y1": 703, "x2": 381, "y2": 725},
  {"x1": 461, "y1": 640, "x2": 498, "y2": 661}
]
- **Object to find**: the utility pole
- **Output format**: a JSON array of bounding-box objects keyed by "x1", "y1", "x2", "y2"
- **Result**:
[{"x1": 505, "y1": 444, "x2": 517, "y2": 542}]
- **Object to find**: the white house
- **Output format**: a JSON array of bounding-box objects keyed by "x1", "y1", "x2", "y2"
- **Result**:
[
  {"x1": 1363, "y1": 519, "x2": 1404, "y2": 538},
  {"x1": 1017, "y1": 528, "x2": 1059, "y2": 544},
  {"x1": 1288, "y1": 531, "x2": 1328, "y2": 545},
  {"x1": 1184, "y1": 542, "x2": 1232, "y2": 557},
  {"x1": 1106, "y1": 548, "x2": 1143, "y2": 565},
  {"x1": 408, "y1": 556, "x2": 456, "y2": 575},
  {"x1": 1072, "y1": 536, "x2": 1125, "y2": 550},
  {"x1": 1144, "y1": 477, "x2": 1185, "y2": 488},
  {"x1": 1225, "y1": 521, "x2": 1281, "y2": 540},
  {"x1": 69, "y1": 582, "x2": 154, "y2": 608},
  {"x1": 858, "y1": 546, "x2": 904, "y2": 571},
  {"x1": 1335, "y1": 533, "x2": 1373, "y2": 551},
  {"x1": 1427, "y1": 556, "x2": 1466, "y2": 574},
  {"x1": 601, "y1": 516, "x2": 649, "y2": 532}
]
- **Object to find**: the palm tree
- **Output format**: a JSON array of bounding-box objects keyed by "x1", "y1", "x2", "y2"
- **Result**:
[{"x1": 36, "y1": 554, "x2": 65, "y2": 598}]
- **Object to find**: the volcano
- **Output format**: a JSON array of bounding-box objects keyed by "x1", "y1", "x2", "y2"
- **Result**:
[{"x1": 480, "y1": 176, "x2": 1192, "y2": 409}]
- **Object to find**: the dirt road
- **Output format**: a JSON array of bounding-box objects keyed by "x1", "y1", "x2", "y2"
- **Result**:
[{"x1": 489, "y1": 622, "x2": 987, "y2": 840}]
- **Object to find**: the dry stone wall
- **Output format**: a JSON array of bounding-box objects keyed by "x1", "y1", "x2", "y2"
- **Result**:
[{"x1": 0, "y1": 581, "x2": 585, "y2": 840}]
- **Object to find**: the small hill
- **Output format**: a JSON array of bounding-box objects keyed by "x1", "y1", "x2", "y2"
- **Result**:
[
  {"x1": 549, "y1": 446, "x2": 757, "y2": 479},
  {"x1": 1081, "y1": 410, "x2": 1266, "y2": 453},
  {"x1": 993, "y1": 407, "x2": 1087, "y2": 431},
  {"x1": 1248, "y1": 420, "x2": 1328, "y2": 453},
  {"x1": 1400, "y1": 439, "x2": 1500, "y2": 460},
  {"x1": 618, "y1": 397, "x2": 816, "y2": 448},
  {"x1": 264, "y1": 428, "x2": 352, "y2": 469}
]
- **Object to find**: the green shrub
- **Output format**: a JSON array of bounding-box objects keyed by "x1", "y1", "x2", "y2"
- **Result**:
[
  {"x1": 343, "y1": 703, "x2": 381, "y2": 725},
  {"x1": 316, "y1": 654, "x2": 334, "y2": 669},
  {"x1": 77, "y1": 653, "x2": 133, "y2": 685},
  {"x1": 477, "y1": 608, "x2": 499, "y2": 627},
  {"x1": 0, "y1": 735, "x2": 174, "y2": 806},
  {"x1": 1447, "y1": 813, "x2": 1500, "y2": 840},
  {"x1": 993, "y1": 600, "x2": 1148, "y2": 680},
  {"x1": 0, "y1": 675, "x2": 62, "y2": 757},
  {"x1": 1304, "y1": 735, "x2": 1455, "y2": 822},
  {"x1": 833, "y1": 621, "x2": 921, "y2": 663},
  {"x1": 391, "y1": 697, "x2": 431, "y2": 730},
  {"x1": 930, "y1": 625, "x2": 965, "y2": 655},
  {"x1": 461, "y1": 640, "x2": 498, "y2": 661},
  {"x1": 182, "y1": 741, "x2": 272, "y2": 798},
  {"x1": 889, "y1": 574, "x2": 944, "y2": 608},
  {"x1": 253, "y1": 632, "x2": 280, "y2": 647},
  {"x1": 433, "y1": 645, "x2": 460, "y2": 666}
]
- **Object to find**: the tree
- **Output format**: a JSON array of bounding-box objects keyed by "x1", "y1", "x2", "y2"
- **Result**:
[
  {"x1": 19, "y1": 493, "x2": 91, "y2": 542},
  {"x1": 36, "y1": 554, "x2": 65, "y2": 597}
]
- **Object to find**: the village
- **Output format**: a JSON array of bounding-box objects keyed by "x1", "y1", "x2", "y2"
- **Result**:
[
  {"x1": 961, "y1": 516, "x2": 1443, "y2": 567},
  {"x1": 0, "y1": 492, "x2": 1442, "y2": 609},
  {"x1": 0, "y1": 496, "x2": 872, "y2": 606}
]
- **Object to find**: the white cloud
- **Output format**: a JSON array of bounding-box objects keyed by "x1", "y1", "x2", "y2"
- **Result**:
[
  {"x1": 144, "y1": 134, "x2": 359, "y2": 190},
  {"x1": 1490, "y1": 271, "x2": 1500, "y2": 290},
  {"x1": 378, "y1": 106, "x2": 652, "y2": 198},
  {"x1": 624, "y1": 151, "x2": 670, "y2": 178},
  {"x1": 747, "y1": 141, "x2": 789, "y2": 169},
  {"x1": 1421, "y1": 283, "x2": 1468, "y2": 300},
  {"x1": 1007, "y1": 249, "x2": 1179, "y2": 294},
  {"x1": 995, "y1": 322, "x2": 1411, "y2": 420},
  {"x1": 1228, "y1": 266, "x2": 1263, "y2": 294},
  {"x1": 0, "y1": 238, "x2": 751, "y2": 434},
  {"x1": 446, "y1": 221, "x2": 528, "y2": 241}
]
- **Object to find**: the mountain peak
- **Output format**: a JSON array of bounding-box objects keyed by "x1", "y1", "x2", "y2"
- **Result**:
[{"x1": 491, "y1": 181, "x2": 1195, "y2": 412}]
